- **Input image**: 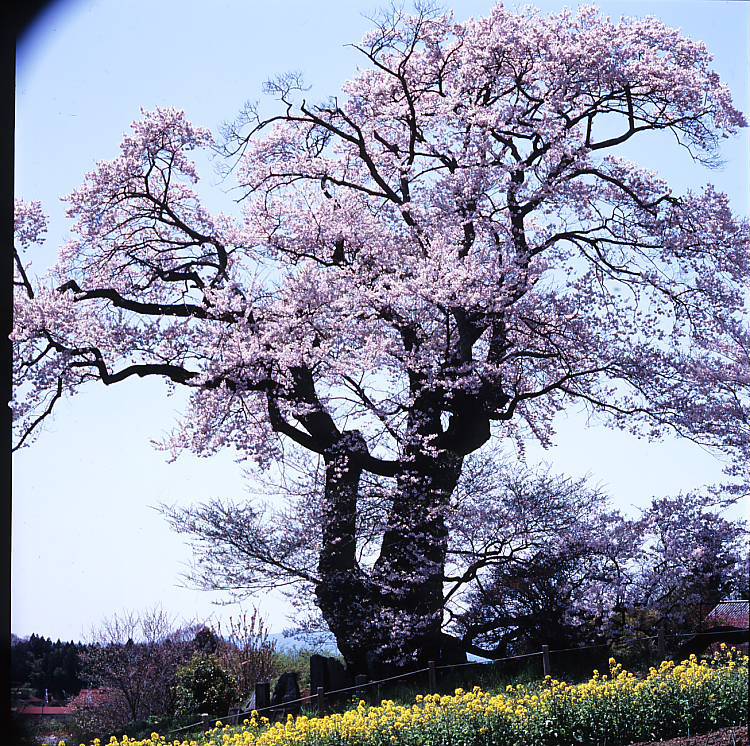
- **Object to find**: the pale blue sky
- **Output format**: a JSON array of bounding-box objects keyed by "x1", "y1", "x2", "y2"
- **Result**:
[{"x1": 13, "y1": 0, "x2": 749, "y2": 642}]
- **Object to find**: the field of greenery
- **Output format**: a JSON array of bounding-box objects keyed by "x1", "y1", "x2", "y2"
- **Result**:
[{"x1": 73, "y1": 647, "x2": 748, "y2": 746}]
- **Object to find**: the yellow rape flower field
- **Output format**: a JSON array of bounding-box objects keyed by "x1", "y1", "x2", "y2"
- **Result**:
[{"x1": 73, "y1": 646, "x2": 748, "y2": 746}]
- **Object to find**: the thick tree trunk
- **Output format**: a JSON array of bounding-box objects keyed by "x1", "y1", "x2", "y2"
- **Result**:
[
  {"x1": 314, "y1": 431, "x2": 373, "y2": 674},
  {"x1": 366, "y1": 442, "x2": 463, "y2": 675},
  {"x1": 314, "y1": 418, "x2": 465, "y2": 677}
]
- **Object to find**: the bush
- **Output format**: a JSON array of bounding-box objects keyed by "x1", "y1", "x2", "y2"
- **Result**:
[
  {"x1": 68, "y1": 688, "x2": 131, "y2": 744},
  {"x1": 174, "y1": 653, "x2": 239, "y2": 719}
]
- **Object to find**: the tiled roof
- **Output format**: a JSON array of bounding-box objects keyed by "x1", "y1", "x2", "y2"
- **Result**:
[
  {"x1": 13, "y1": 705, "x2": 74, "y2": 716},
  {"x1": 705, "y1": 600, "x2": 750, "y2": 629},
  {"x1": 70, "y1": 687, "x2": 118, "y2": 708}
]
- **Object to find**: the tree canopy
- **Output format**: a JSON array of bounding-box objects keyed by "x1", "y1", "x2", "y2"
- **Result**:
[{"x1": 13, "y1": 3, "x2": 749, "y2": 673}]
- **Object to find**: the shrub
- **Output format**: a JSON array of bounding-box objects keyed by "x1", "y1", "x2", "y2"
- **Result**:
[{"x1": 174, "y1": 653, "x2": 239, "y2": 719}]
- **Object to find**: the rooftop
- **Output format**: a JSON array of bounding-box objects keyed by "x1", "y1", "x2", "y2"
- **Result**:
[{"x1": 705, "y1": 600, "x2": 749, "y2": 629}]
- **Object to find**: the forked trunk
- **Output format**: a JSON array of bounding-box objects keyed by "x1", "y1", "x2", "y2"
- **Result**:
[{"x1": 314, "y1": 430, "x2": 464, "y2": 677}]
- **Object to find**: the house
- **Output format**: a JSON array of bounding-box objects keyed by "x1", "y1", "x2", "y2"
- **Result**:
[
  {"x1": 703, "y1": 599, "x2": 749, "y2": 631},
  {"x1": 12, "y1": 703, "x2": 75, "y2": 720},
  {"x1": 678, "y1": 599, "x2": 749, "y2": 658},
  {"x1": 13, "y1": 688, "x2": 118, "y2": 721},
  {"x1": 75, "y1": 688, "x2": 118, "y2": 706},
  {"x1": 703, "y1": 599, "x2": 749, "y2": 654}
]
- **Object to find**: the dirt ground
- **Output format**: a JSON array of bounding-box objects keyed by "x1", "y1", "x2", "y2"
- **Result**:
[{"x1": 629, "y1": 726, "x2": 748, "y2": 746}]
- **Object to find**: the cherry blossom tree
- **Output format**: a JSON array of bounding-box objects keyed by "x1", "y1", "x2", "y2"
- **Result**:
[
  {"x1": 13, "y1": 4, "x2": 749, "y2": 674},
  {"x1": 449, "y1": 470, "x2": 631, "y2": 656},
  {"x1": 163, "y1": 458, "x2": 635, "y2": 658},
  {"x1": 453, "y1": 487, "x2": 748, "y2": 655},
  {"x1": 623, "y1": 493, "x2": 749, "y2": 634}
]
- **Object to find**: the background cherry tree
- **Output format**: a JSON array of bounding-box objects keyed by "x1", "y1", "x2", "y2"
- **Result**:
[{"x1": 13, "y1": 3, "x2": 749, "y2": 674}]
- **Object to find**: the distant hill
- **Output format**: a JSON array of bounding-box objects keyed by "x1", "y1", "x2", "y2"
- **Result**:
[
  {"x1": 268, "y1": 630, "x2": 339, "y2": 655},
  {"x1": 266, "y1": 631, "x2": 488, "y2": 662}
]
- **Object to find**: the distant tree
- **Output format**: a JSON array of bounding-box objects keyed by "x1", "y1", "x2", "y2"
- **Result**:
[
  {"x1": 81, "y1": 607, "x2": 195, "y2": 723},
  {"x1": 10, "y1": 634, "x2": 88, "y2": 700},
  {"x1": 14, "y1": 2, "x2": 749, "y2": 674},
  {"x1": 432, "y1": 464, "x2": 628, "y2": 655},
  {"x1": 214, "y1": 608, "x2": 278, "y2": 700},
  {"x1": 193, "y1": 626, "x2": 221, "y2": 655},
  {"x1": 174, "y1": 653, "x2": 239, "y2": 720},
  {"x1": 24, "y1": 634, "x2": 52, "y2": 695}
]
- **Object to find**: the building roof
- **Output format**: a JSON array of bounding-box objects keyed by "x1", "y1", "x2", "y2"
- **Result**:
[
  {"x1": 13, "y1": 705, "x2": 74, "y2": 716},
  {"x1": 705, "y1": 600, "x2": 750, "y2": 629},
  {"x1": 75, "y1": 687, "x2": 117, "y2": 705}
]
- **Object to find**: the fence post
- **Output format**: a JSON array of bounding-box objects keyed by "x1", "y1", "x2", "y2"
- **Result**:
[
  {"x1": 428, "y1": 660, "x2": 437, "y2": 693},
  {"x1": 658, "y1": 624, "x2": 666, "y2": 661},
  {"x1": 354, "y1": 673, "x2": 369, "y2": 703},
  {"x1": 255, "y1": 681, "x2": 270, "y2": 710},
  {"x1": 542, "y1": 645, "x2": 551, "y2": 677},
  {"x1": 316, "y1": 686, "x2": 325, "y2": 713},
  {"x1": 199, "y1": 713, "x2": 210, "y2": 730}
]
